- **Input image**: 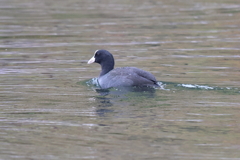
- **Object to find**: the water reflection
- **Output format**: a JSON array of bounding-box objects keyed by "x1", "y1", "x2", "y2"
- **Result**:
[
  {"x1": 90, "y1": 80, "x2": 240, "y2": 117},
  {"x1": 1, "y1": 0, "x2": 240, "y2": 159},
  {"x1": 93, "y1": 86, "x2": 157, "y2": 117}
]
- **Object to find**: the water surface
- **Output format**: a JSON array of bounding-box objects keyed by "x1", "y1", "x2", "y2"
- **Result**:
[{"x1": 0, "y1": 0, "x2": 240, "y2": 159}]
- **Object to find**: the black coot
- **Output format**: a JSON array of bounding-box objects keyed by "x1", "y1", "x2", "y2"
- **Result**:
[{"x1": 88, "y1": 50, "x2": 159, "y2": 89}]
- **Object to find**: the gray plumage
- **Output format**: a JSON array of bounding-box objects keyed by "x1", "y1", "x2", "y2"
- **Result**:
[{"x1": 88, "y1": 50, "x2": 159, "y2": 89}]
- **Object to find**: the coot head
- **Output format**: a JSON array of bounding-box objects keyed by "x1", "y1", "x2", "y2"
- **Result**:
[{"x1": 88, "y1": 50, "x2": 115, "y2": 76}]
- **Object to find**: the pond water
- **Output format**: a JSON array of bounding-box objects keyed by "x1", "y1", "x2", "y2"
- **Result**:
[{"x1": 0, "y1": 0, "x2": 240, "y2": 159}]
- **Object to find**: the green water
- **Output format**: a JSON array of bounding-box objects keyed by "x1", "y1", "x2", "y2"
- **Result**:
[{"x1": 0, "y1": 0, "x2": 240, "y2": 159}]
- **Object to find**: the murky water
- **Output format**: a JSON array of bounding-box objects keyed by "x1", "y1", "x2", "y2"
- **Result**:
[{"x1": 0, "y1": 0, "x2": 240, "y2": 159}]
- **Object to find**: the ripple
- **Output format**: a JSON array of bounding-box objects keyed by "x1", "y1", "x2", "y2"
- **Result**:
[
  {"x1": 172, "y1": 55, "x2": 240, "y2": 58},
  {"x1": 165, "y1": 48, "x2": 240, "y2": 51},
  {"x1": 177, "y1": 84, "x2": 214, "y2": 90}
]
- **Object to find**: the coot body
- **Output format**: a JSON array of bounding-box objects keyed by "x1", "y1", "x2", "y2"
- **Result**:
[{"x1": 88, "y1": 50, "x2": 159, "y2": 89}]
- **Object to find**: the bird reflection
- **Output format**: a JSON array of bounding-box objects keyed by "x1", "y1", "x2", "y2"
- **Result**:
[{"x1": 93, "y1": 86, "x2": 157, "y2": 117}]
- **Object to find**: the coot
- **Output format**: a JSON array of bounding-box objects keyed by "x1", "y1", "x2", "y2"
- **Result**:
[{"x1": 88, "y1": 50, "x2": 159, "y2": 89}]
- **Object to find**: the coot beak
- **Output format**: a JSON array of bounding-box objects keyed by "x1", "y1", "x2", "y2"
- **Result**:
[{"x1": 87, "y1": 56, "x2": 95, "y2": 64}]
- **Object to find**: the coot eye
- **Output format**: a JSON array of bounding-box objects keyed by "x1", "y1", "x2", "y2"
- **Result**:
[{"x1": 94, "y1": 50, "x2": 99, "y2": 57}]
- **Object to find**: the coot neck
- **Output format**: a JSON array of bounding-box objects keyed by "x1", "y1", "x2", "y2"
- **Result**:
[{"x1": 99, "y1": 60, "x2": 114, "y2": 77}]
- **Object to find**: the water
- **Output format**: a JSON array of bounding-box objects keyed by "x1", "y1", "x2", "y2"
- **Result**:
[{"x1": 0, "y1": 0, "x2": 240, "y2": 159}]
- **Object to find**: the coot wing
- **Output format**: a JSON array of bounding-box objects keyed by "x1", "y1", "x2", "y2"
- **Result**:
[{"x1": 98, "y1": 67, "x2": 158, "y2": 89}]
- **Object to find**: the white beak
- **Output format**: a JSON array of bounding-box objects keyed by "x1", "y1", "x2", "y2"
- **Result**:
[{"x1": 87, "y1": 56, "x2": 95, "y2": 64}]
